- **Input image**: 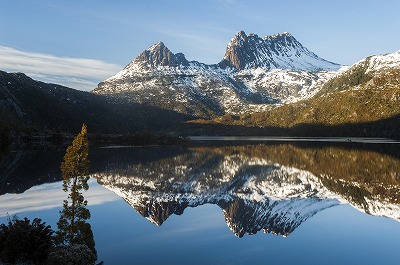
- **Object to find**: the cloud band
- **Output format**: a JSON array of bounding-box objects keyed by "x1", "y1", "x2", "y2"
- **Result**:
[{"x1": 0, "y1": 46, "x2": 122, "y2": 91}]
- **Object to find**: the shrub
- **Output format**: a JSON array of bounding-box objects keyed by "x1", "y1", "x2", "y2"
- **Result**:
[
  {"x1": 0, "y1": 217, "x2": 54, "y2": 265},
  {"x1": 46, "y1": 244, "x2": 96, "y2": 265}
]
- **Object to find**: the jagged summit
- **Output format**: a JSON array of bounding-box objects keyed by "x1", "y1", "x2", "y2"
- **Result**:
[
  {"x1": 264, "y1": 32, "x2": 300, "y2": 50},
  {"x1": 220, "y1": 30, "x2": 262, "y2": 69},
  {"x1": 149, "y1": 41, "x2": 165, "y2": 50},
  {"x1": 129, "y1": 41, "x2": 189, "y2": 70},
  {"x1": 221, "y1": 30, "x2": 339, "y2": 71},
  {"x1": 265, "y1": 31, "x2": 292, "y2": 39},
  {"x1": 115, "y1": 30, "x2": 339, "y2": 73},
  {"x1": 93, "y1": 31, "x2": 343, "y2": 117}
]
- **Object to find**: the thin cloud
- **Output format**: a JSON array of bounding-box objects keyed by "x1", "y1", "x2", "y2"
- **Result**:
[{"x1": 0, "y1": 46, "x2": 122, "y2": 91}]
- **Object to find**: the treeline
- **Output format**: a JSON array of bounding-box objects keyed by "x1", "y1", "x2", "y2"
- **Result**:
[
  {"x1": 89, "y1": 132, "x2": 187, "y2": 146},
  {"x1": 4, "y1": 128, "x2": 187, "y2": 151},
  {"x1": 184, "y1": 115, "x2": 400, "y2": 139}
]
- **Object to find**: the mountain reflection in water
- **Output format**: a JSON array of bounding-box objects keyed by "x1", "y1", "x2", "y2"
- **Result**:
[{"x1": 91, "y1": 143, "x2": 400, "y2": 237}]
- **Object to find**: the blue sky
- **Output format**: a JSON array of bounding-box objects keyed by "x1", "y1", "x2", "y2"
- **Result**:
[{"x1": 1, "y1": 0, "x2": 400, "y2": 90}]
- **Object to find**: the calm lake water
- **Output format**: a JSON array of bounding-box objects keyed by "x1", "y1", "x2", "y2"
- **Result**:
[{"x1": 1, "y1": 141, "x2": 400, "y2": 265}]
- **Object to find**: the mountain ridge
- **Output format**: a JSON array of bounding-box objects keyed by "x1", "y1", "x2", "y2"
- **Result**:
[
  {"x1": 2, "y1": 32, "x2": 400, "y2": 138},
  {"x1": 220, "y1": 30, "x2": 339, "y2": 71},
  {"x1": 189, "y1": 49, "x2": 400, "y2": 138},
  {"x1": 93, "y1": 30, "x2": 341, "y2": 117}
]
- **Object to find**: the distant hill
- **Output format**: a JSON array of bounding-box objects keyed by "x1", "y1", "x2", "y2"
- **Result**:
[{"x1": 0, "y1": 71, "x2": 190, "y2": 134}]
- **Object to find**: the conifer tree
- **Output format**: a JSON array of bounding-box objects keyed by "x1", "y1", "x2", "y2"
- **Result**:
[{"x1": 56, "y1": 124, "x2": 97, "y2": 260}]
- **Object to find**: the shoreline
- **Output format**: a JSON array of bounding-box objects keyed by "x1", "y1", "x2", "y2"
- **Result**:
[{"x1": 189, "y1": 136, "x2": 400, "y2": 144}]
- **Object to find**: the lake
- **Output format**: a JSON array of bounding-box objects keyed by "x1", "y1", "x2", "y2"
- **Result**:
[{"x1": 1, "y1": 141, "x2": 400, "y2": 265}]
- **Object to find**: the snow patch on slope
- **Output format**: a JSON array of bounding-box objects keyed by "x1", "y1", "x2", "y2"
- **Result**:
[{"x1": 365, "y1": 50, "x2": 400, "y2": 73}]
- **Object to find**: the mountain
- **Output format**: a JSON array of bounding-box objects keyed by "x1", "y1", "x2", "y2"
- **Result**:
[
  {"x1": 94, "y1": 42, "x2": 246, "y2": 117},
  {"x1": 3, "y1": 33, "x2": 399, "y2": 138},
  {"x1": 0, "y1": 71, "x2": 190, "y2": 133},
  {"x1": 93, "y1": 31, "x2": 341, "y2": 117},
  {"x1": 220, "y1": 31, "x2": 339, "y2": 71},
  {"x1": 92, "y1": 144, "x2": 400, "y2": 237},
  {"x1": 190, "y1": 50, "x2": 400, "y2": 138}
]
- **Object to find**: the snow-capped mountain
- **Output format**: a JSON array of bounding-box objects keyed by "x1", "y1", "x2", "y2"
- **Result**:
[
  {"x1": 94, "y1": 41, "x2": 269, "y2": 117},
  {"x1": 93, "y1": 31, "x2": 342, "y2": 117},
  {"x1": 220, "y1": 31, "x2": 339, "y2": 71},
  {"x1": 92, "y1": 145, "x2": 400, "y2": 237}
]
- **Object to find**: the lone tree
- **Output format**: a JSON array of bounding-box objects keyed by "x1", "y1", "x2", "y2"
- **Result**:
[{"x1": 55, "y1": 124, "x2": 97, "y2": 261}]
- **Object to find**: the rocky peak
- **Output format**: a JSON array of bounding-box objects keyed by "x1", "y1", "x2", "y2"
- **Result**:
[
  {"x1": 174, "y1": 52, "x2": 189, "y2": 66},
  {"x1": 222, "y1": 30, "x2": 265, "y2": 70},
  {"x1": 132, "y1": 41, "x2": 189, "y2": 69},
  {"x1": 221, "y1": 30, "x2": 339, "y2": 71},
  {"x1": 233, "y1": 30, "x2": 248, "y2": 43},
  {"x1": 264, "y1": 32, "x2": 304, "y2": 54},
  {"x1": 149, "y1": 41, "x2": 165, "y2": 51},
  {"x1": 265, "y1": 32, "x2": 293, "y2": 41}
]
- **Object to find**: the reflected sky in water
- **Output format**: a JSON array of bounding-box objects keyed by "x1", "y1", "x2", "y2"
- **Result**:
[
  {"x1": 0, "y1": 179, "x2": 118, "y2": 216},
  {"x1": 6, "y1": 195, "x2": 398, "y2": 265},
  {"x1": 0, "y1": 143, "x2": 400, "y2": 264}
]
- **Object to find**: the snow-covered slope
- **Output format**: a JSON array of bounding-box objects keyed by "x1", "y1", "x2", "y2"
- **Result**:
[
  {"x1": 319, "y1": 49, "x2": 400, "y2": 94},
  {"x1": 236, "y1": 68, "x2": 340, "y2": 103},
  {"x1": 93, "y1": 31, "x2": 342, "y2": 117},
  {"x1": 364, "y1": 50, "x2": 400, "y2": 73}
]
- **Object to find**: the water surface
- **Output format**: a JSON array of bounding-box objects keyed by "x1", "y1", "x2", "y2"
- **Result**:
[{"x1": 1, "y1": 142, "x2": 399, "y2": 264}]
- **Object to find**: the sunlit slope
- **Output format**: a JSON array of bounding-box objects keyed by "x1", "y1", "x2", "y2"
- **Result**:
[{"x1": 192, "y1": 51, "x2": 400, "y2": 136}]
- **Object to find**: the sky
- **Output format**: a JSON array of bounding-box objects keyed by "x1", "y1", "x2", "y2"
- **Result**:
[{"x1": 1, "y1": 0, "x2": 400, "y2": 91}]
